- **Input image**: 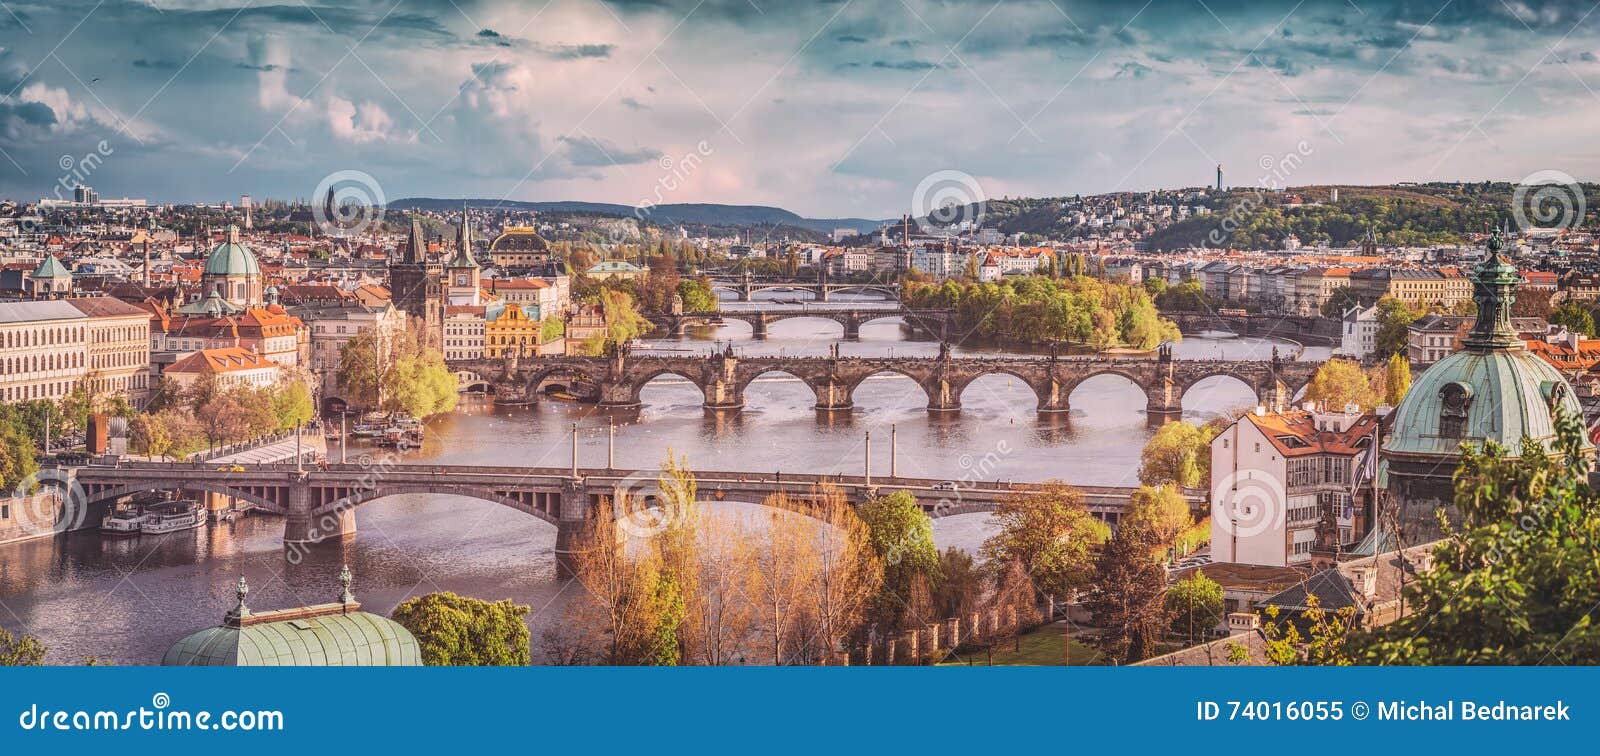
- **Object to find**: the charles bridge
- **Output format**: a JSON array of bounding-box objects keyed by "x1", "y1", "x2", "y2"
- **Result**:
[
  {"x1": 67, "y1": 461, "x2": 1186, "y2": 578},
  {"x1": 655, "y1": 307, "x2": 954, "y2": 340},
  {"x1": 450, "y1": 344, "x2": 1319, "y2": 424}
]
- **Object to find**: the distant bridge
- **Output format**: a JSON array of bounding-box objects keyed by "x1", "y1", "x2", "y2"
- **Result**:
[
  {"x1": 655, "y1": 307, "x2": 954, "y2": 340},
  {"x1": 1163, "y1": 311, "x2": 1341, "y2": 346},
  {"x1": 706, "y1": 272, "x2": 900, "y2": 302},
  {"x1": 449, "y1": 346, "x2": 1318, "y2": 424},
  {"x1": 68, "y1": 461, "x2": 1181, "y2": 577}
]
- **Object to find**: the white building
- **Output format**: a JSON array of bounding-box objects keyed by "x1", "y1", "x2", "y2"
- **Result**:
[
  {"x1": 1210, "y1": 405, "x2": 1377, "y2": 567},
  {"x1": 0, "y1": 300, "x2": 88, "y2": 404},
  {"x1": 1338, "y1": 304, "x2": 1380, "y2": 360},
  {"x1": 443, "y1": 306, "x2": 487, "y2": 361}
]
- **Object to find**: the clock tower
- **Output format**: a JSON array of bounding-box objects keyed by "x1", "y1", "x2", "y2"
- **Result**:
[{"x1": 445, "y1": 211, "x2": 481, "y2": 306}]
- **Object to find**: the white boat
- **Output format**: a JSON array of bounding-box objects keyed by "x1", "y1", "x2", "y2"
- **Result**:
[
  {"x1": 101, "y1": 507, "x2": 149, "y2": 536},
  {"x1": 140, "y1": 500, "x2": 205, "y2": 535}
]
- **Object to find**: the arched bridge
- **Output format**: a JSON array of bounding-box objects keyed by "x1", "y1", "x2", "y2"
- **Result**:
[
  {"x1": 657, "y1": 307, "x2": 954, "y2": 340},
  {"x1": 449, "y1": 345, "x2": 1319, "y2": 425},
  {"x1": 68, "y1": 461, "x2": 1178, "y2": 578},
  {"x1": 706, "y1": 272, "x2": 900, "y2": 302}
]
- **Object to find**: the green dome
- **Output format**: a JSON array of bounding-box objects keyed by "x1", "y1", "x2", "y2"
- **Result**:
[
  {"x1": 204, "y1": 225, "x2": 261, "y2": 277},
  {"x1": 1383, "y1": 347, "x2": 1585, "y2": 459},
  {"x1": 163, "y1": 611, "x2": 422, "y2": 666}
]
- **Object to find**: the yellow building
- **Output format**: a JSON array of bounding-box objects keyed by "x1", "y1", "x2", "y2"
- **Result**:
[{"x1": 484, "y1": 303, "x2": 542, "y2": 358}]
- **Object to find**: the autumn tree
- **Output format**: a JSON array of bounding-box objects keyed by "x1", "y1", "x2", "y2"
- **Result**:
[
  {"x1": 1138, "y1": 420, "x2": 1217, "y2": 489},
  {"x1": 1085, "y1": 520, "x2": 1168, "y2": 664},
  {"x1": 1304, "y1": 358, "x2": 1378, "y2": 412},
  {"x1": 336, "y1": 319, "x2": 458, "y2": 418},
  {"x1": 1373, "y1": 296, "x2": 1421, "y2": 356},
  {"x1": 1123, "y1": 484, "x2": 1193, "y2": 548},
  {"x1": 390, "y1": 591, "x2": 531, "y2": 666},
  {"x1": 1383, "y1": 352, "x2": 1411, "y2": 406},
  {"x1": 932, "y1": 547, "x2": 984, "y2": 621},
  {"x1": 561, "y1": 499, "x2": 674, "y2": 665},
  {"x1": 980, "y1": 482, "x2": 1108, "y2": 601}
]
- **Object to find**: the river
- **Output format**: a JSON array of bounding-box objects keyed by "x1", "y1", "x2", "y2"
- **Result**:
[{"x1": 0, "y1": 295, "x2": 1328, "y2": 664}]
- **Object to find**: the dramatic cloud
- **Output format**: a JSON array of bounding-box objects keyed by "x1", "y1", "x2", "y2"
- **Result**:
[{"x1": 0, "y1": 0, "x2": 1598, "y2": 216}]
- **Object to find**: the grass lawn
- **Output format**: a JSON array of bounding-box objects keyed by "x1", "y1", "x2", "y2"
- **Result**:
[{"x1": 936, "y1": 625, "x2": 1107, "y2": 666}]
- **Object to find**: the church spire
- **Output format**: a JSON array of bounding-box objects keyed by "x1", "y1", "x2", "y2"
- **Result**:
[
  {"x1": 449, "y1": 210, "x2": 478, "y2": 269},
  {"x1": 1463, "y1": 228, "x2": 1522, "y2": 352},
  {"x1": 403, "y1": 215, "x2": 427, "y2": 264}
]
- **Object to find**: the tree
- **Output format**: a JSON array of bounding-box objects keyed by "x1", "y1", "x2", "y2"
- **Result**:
[
  {"x1": 1384, "y1": 352, "x2": 1411, "y2": 406},
  {"x1": 1304, "y1": 357, "x2": 1379, "y2": 412},
  {"x1": 1550, "y1": 300, "x2": 1596, "y2": 338},
  {"x1": 0, "y1": 627, "x2": 46, "y2": 666},
  {"x1": 857, "y1": 490, "x2": 940, "y2": 630},
  {"x1": 271, "y1": 380, "x2": 315, "y2": 431},
  {"x1": 1356, "y1": 412, "x2": 1600, "y2": 664},
  {"x1": 1138, "y1": 421, "x2": 1217, "y2": 488},
  {"x1": 390, "y1": 591, "x2": 531, "y2": 666},
  {"x1": 980, "y1": 482, "x2": 1108, "y2": 601},
  {"x1": 933, "y1": 547, "x2": 983, "y2": 621},
  {"x1": 676, "y1": 277, "x2": 719, "y2": 312},
  {"x1": 1373, "y1": 296, "x2": 1421, "y2": 357},
  {"x1": 1166, "y1": 572, "x2": 1225, "y2": 646},
  {"x1": 1124, "y1": 485, "x2": 1192, "y2": 548},
  {"x1": 0, "y1": 421, "x2": 38, "y2": 489},
  {"x1": 1319, "y1": 285, "x2": 1361, "y2": 318},
  {"x1": 337, "y1": 320, "x2": 458, "y2": 418},
  {"x1": 575, "y1": 289, "x2": 653, "y2": 355},
  {"x1": 1085, "y1": 520, "x2": 1168, "y2": 664}
]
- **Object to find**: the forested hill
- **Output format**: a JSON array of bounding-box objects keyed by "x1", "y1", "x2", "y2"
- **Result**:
[
  {"x1": 389, "y1": 198, "x2": 889, "y2": 235},
  {"x1": 1145, "y1": 183, "x2": 1595, "y2": 251}
]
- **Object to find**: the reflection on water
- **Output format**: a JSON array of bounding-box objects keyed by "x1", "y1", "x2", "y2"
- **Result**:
[{"x1": 0, "y1": 314, "x2": 1311, "y2": 664}]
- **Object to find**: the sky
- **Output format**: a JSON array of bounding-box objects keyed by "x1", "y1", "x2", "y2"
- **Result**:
[{"x1": 2, "y1": 0, "x2": 1600, "y2": 218}]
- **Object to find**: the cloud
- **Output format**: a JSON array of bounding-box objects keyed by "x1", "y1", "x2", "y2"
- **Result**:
[
  {"x1": 558, "y1": 135, "x2": 662, "y2": 167},
  {"x1": 871, "y1": 59, "x2": 940, "y2": 71}
]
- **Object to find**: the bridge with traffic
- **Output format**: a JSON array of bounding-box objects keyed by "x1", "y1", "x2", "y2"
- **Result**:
[{"x1": 67, "y1": 460, "x2": 1180, "y2": 577}]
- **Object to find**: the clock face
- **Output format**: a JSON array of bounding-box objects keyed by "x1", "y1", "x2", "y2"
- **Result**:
[{"x1": 455, "y1": 274, "x2": 467, "y2": 285}]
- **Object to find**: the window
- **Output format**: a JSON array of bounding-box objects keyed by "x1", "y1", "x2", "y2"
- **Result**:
[{"x1": 1439, "y1": 382, "x2": 1471, "y2": 439}]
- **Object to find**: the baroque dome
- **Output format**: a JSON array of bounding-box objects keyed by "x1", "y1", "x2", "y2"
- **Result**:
[
  {"x1": 203, "y1": 225, "x2": 262, "y2": 277},
  {"x1": 1383, "y1": 232, "x2": 1588, "y2": 461}
]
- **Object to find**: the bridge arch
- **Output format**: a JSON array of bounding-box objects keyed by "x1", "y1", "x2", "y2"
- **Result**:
[
  {"x1": 310, "y1": 486, "x2": 561, "y2": 526},
  {"x1": 1060, "y1": 369, "x2": 1158, "y2": 419},
  {"x1": 1177, "y1": 370, "x2": 1270, "y2": 414},
  {"x1": 523, "y1": 364, "x2": 605, "y2": 399},
  {"x1": 630, "y1": 368, "x2": 710, "y2": 405},
  {"x1": 455, "y1": 370, "x2": 494, "y2": 393},
  {"x1": 847, "y1": 368, "x2": 934, "y2": 409},
  {"x1": 953, "y1": 370, "x2": 1051, "y2": 412},
  {"x1": 82, "y1": 480, "x2": 291, "y2": 515}
]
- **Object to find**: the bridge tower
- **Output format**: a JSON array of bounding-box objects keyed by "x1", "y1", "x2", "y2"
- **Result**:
[
  {"x1": 703, "y1": 348, "x2": 743, "y2": 410},
  {"x1": 1146, "y1": 342, "x2": 1183, "y2": 426}
]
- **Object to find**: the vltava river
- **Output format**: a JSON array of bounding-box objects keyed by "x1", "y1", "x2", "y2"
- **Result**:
[{"x1": 0, "y1": 300, "x2": 1327, "y2": 663}]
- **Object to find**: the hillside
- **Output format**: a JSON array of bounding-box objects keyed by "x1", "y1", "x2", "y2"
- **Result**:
[{"x1": 388, "y1": 197, "x2": 890, "y2": 235}]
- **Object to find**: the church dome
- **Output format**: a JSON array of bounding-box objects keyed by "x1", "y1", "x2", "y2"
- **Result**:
[
  {"x1": 1384, "y1": 232, "x2": 1589, "y2": 461},
  {"x1": 204, "y1": 225, "x2": 261, "y2": 277}
]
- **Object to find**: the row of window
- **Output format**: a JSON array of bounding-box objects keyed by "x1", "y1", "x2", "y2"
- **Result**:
[
  {"x1": 90, "y1": 324, "x2": 145, "y2": 343},
  {"x1": 2, "y1": 380, "x2": 74, "y2": 402},
  {"x1": 2, "y1": 325, "x2": 83, "y2": 348},
  {"x1": 2, "y1": 352, "x2": 84, "y2": 374}
]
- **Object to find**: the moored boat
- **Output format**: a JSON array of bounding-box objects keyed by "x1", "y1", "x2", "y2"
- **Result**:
[
  {"x1": 101, "y1": 506, "x2": 149, "y2": 536},
  {"x1": 140, "y1": 500, "x2": 205, "y2": 535}
]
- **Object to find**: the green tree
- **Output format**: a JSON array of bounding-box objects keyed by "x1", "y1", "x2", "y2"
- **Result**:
[
  {"x1": 0, "y1": 421, "x2": 38, "y2": 489},
  {"x1": 1550, "y1": 300, "x2": 1597, "y2": 338},
  {"x1": 337, "y1": 321, "x2": 459, "y2": 418},
  {"x1": 1138, "y1": 421, "x2": 1217, "y2": 489},
  {"x1": 1166, "y1": 572, "x2": 1225, "y2": 646},
  {"x1": 857, "y1": 490, "x2": 941, "y2": 629},
  {"x1": 1373, "y1": 296, "x2": 1421, "y2": 357},
  {"x1": 979, "y1": 482, "x2": 1109, "y2": 600},
  {"x1": 1085, "y1": 519, "x2": 1168, "y2": 664},
  {"x1": 1384, "y1": 352, "x2": 1411, "y2": 406},
  {"x1": 1124, "y1": 484, "x2": 1192, "y2": 547},
  {"x1": 1305, "y1": 358, "x2": 1378, "y2": 412},
  {"x1": 540, "y1": 317, "x2": 566, "y2": 343},
  {"x1": 932, "y1": 547, "x2": 983, "y2": 620},
  {"x1": 1357, "y1": 413, "x2": 1600, "y2": 664},
  {"x1": 644, "y1": 571, "x2": 685, "y2": 666},
  {"x1": 271, "y1": 380, "x2": 315, "y2": 431},
  {"x1": 0, "y1": 627, "x2": 46, "y2": 666},
  {"x1": 390, "y1": 592, "x2": 532, "y2": 666},
  {"x1": 676, "y1": 278, "x2": 719, "y2": 312},
  {"x1": 575, "y1": 289, "x2": 653, "y2": 355}
]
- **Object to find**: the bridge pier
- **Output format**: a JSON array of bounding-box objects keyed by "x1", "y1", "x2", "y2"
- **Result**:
[
  {"x1": 283, "y1": 483, "x2": 357, "y2": 548},
  {"x1": 1145, "y1": 398, "x2": 1183, "y2": 427},
  {"x1": 926, "y1": 379, "x2": 961, "y2": 413},
  {"x1": 553, "y1": 479, "x2": 593, "y2": 580},
  {"x1": 813, "y1": 381, "x2": 854, "y2": 413},
  {"x1": 750, "y1": 315, "x2": 768, "y2": 340},
  {"x1": 842, "y1": 316, "x2": 861, "y2": 341}
]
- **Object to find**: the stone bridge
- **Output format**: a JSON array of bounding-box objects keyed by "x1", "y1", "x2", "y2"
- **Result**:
[
  {"x1": 68, "y1": 462, "x2": 1176, "y2": 578},
  {"x1": 1164, "y1": 311, "x2": 1341, "y2": 346},
  {"x1": 706, "y1": 272, "x2": 900, "y2": 302},
  {"x1": 657, "y1": 307, "x2": 954, "y2": 340},
  {"x1": 449, "y1": 345, "x2": 1319, "y2": 425}
]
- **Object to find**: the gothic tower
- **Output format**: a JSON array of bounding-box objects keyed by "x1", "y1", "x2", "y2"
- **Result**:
[{"x1": 388, "y1": 216, "x2": 443, "y2": 339}]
